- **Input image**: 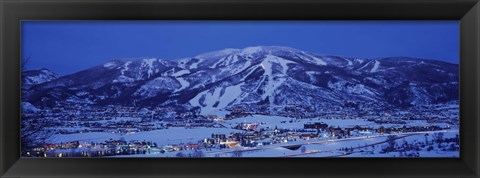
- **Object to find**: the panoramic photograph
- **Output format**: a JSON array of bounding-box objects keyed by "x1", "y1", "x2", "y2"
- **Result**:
[{"x1": 21, "y1": 21, "x2": 459, "y2": 158}]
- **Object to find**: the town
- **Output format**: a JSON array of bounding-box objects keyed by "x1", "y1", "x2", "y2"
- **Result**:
[{"x1": 22, "y1": 100, "x2": 459, "y2": 158}]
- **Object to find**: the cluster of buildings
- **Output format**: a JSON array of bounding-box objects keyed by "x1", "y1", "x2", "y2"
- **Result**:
[
  {"x1": 24, "y1": 139, "x2": 161, "y2": 158},
  {"x1": 22, "y1": 100, "x2": 458, "y2": 157},
  {"x1": 22, "y1": 104, "x2": 224, "y2": 135}
]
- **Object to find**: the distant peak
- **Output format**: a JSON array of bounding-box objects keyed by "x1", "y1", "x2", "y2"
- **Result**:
[
  {"x1": 24, "y1": 68, "x2": 57, "y2": 75},
  {"x1": 240, "y1": 46, "x2": 301, "y2": 54},
  {"x1": 195, "y1": 45, "x2": 303, "y2": 59},
  {"x1": 245, "y1": 45, "x2": 300, "y2": 51},
  {"x1": 195, "y1": 48, "x2": 242, "y2": 59},
  {"x1": 39, "y1": 68, "x2": 52, "y2": 72}
]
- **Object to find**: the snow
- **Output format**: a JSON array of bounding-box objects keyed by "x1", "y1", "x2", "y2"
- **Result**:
[
  {"x1": 344, "y1": 58, "x2": 353, "y2": 66},
  {"x1": 229, "y1": 60, "x2": 252, "y2": 75},
  {"x1": 53, "y1": 128, "x2": 459, "y2": 158},
  {"x1": 211, "y1": 55, "x2": 230, "y2": 68},
  {"x1": 345, "y1": 151, "x2": 458, "y2": 158},
  {"x1": 223, "y1": 115, "x2": 375, "y2": 129},
  {"x1": 306, "y1": 71, "x2": 320, "y2": 83},
  {"x1": 188, "y1": 58, "x2": 204, "y2": 69},
  {"x1": 231, "y1": 55, "x2": 240, "y2": 64},
  {"x1": 259, "y1": 55, "x2": 292, "y2": 101},
  {"x1": 304, "y1": 53, "x2": 327, "y2": 66},
  {"x1": 128, "y1": 127, "x2": 234, "y2": 146},
  {"x1": 171, "y1": 69, "x2": 190, "y2": 77},
  {"x1": 134, "y1": 77, "x2": 180, "y2": 97},
  {"x1": 45, "y1": 109, "x2": 458, "y2": 158},
  {"x1": 22, "y1": 102, "x2": 39, "y2": 113},
  {"x1": 241, "y1": 66, "x2": 261, "y2": 81},
  {"x1": 53, "y1": 127, "x2": 235, "y2": 147},
  {"x1": 66, "y1": 96, "x2": 95, "y2": 104},
  {"x1": 190, "y1": 87, "x2": 221, "y2": 114},
  {"x1": 196, "y1": 48, "x2": 241, "y2": 60},
  {"x1": 222, "y1": 114, "x2": 452, "y2": 130},
  {"x1": 51, "y1": 132, "x2": 118, "y2": 144},
  {"x1": 277, "y1": 56, "x2": 295, "y2": 74},
  {"x1": 176, "y1": 58, "x2": 191, "y2": 69},
  {"x1": 358, "y1": 61, "x2": 371, "y2": 71},
  {"x1": 327, "y1": 80, "x2": 346, "y2": 90},
  {"x1": 189, "y1": 83, "x2": 244, "y2": 115},
  {"x1": 103, "y1": 62, "x2": 117, "y2": 68},
  {"x1": 120, "y1": 61, "x2": 132, "y2": 75},
  {"x1": 370, "y1": 60, "x2": 380, "y2": 73},
  {"x1": 24, "y1": 45, "x2": 460, "y2": 158},
  {"x1": 113, "y1": 75, "x2": 134, "y2": 83},
  {"x1": 365, "y1": 77, "x2": 386, "y2": 85},
  {"x1": 241, "y1": 46, "x2": 263, "y2": 57},
  {"x1": 409, "y1": 86, "x2": 431, "y2": 105},
  {"x1": 216, "y1": 83, "x2": 243, "y2": 109},
  {"x1": 23, "y1": 69, "x2": 58, "y2": 85},
  {"x1": 142, "y1": 58, "x2": 157, "y2": 78},
  {"x1": 174, "y1": 77, "x2": 190, "y2": 92},
  {"x1": 346, "y1": 84, "x2": 376, "y2": 96},
  {"x1": 288, "y1": 51, "x2": 328, "y2": 66}
]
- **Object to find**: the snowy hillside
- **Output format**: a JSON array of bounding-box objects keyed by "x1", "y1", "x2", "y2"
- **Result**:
[
  {"x1": 22, "y1": 68, "x2": 58, "y2": 87},
  {"x1": 22, "y1": 46, "x2": 459, "y2": 116}
]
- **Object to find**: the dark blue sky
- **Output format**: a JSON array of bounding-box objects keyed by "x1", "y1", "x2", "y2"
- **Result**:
[{"x1": 22, "y1": 21, "x2": 459, "y2": 75}]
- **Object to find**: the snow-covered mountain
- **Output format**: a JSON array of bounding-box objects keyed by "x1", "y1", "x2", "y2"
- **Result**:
[
  {"x1": 23, "y1": 46, "x2": 459, "y2": 115},
  {"x1": 22, "y1": 68, "x2": 59, "y2": 88}
]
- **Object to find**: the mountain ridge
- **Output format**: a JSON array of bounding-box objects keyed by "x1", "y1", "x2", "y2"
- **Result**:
[{"x1": 22, "y1": 46, "x2": 459, "y2": 116}]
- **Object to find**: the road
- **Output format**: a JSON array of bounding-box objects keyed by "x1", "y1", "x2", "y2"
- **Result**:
[{"x1": 205, "y1": 129, "x2": 456, "y2": 157}]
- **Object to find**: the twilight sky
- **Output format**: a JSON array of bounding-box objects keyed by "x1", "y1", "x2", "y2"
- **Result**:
[{"x1": 22, "y1": 21, "x2": 459, "y2": 75}]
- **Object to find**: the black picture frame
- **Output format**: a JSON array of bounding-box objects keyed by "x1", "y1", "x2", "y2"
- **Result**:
[{"x1": 1, "y1": 0, "x2": 479, "y2": 177}]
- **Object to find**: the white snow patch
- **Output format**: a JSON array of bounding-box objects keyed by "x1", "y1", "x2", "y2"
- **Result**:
[
  {"x1": 230, "y1": 60, "x2": 252, "y2": 75},
  {"x1": 196, "y1": 48, "x2": 241, "y2": 59},
  {"x1": 216, "y1": 84, "x2": 243, "y2": 108},
  {"x1": 370, "y1": 60, "x2": 380, "y2": 73},
  {"x1": 22, "y1": 102, "x2": 39, "y2": 113},
  {"x1": 189, "y1": 83, "x2": 244, "y2": 115},
  {"x1": 347, "y1": 84, "x2": 376, "y2": 96},
  {"x1": 113, "y1": 75, "x2": 134, "y2": 83},
  {"x1": 142, "y1": 58, "x2": 157, "y2": 78},
  {"x1": 302, "y1": 52, "x2": 327, "y2": 66},
  {"x1": 171, "y1": 69, "x2": 190, "y2": 77},
  {"x1": 190, "y1": 58, "x2": 204, "y2": 69},
  {"x1": 306, "y1": 71, "x2": 320, "y2": 83},
  {"x1": 103, "y1": 62, "x2": 117, "y2": 68},
  {"x1": 344, "y1": 58, "x2": 353, "y2": 66},
  {"x1": 211, "y1": 55, "x2": 240, "y2": 69},
  {"x1": 355, "y1": 58, "x2": 365, "y2": 63},
  {"x1": 257, "y1": 55, "x2": 294, "y2": 102},
  {"x1": 358, "y1": 61, "x2": 372, "y2": 71},
  {"x1": 121, "y1": 61, "x2": 132, "y2": 75},
  {"x1": 24, "y1": 70, "x2": 58, "y2": 85},
  {"x1": 174, "y1": 77, "x2": 190, "y2": 92},
  {"x1": 231, "y1": 55, "x2": 240, "y2": 64},
  {"x1": 241, "y1": 46, "x2": 263, "y2": 56},
  {"x1": 241, "y1": 66, "x2": 261, "y2": 81}
]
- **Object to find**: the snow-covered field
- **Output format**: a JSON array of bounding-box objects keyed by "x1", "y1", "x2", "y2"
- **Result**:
[
  {"x1": 106, "y1": 130, "x2": 459, "y2": 158},
  {"x1": 52, "y1": 127, "x2": 236, "y2": 146},
  {"x1": 222, "y1": 115, "x2": 450, "y2": 129},
  {"x1": 48, "y1": 114, "x2": 458, "y2": 158}
]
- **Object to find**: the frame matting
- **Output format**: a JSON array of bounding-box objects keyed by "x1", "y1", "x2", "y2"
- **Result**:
[{"x1": 1, "y1": 0, "x2": 479, "y2": 177}]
